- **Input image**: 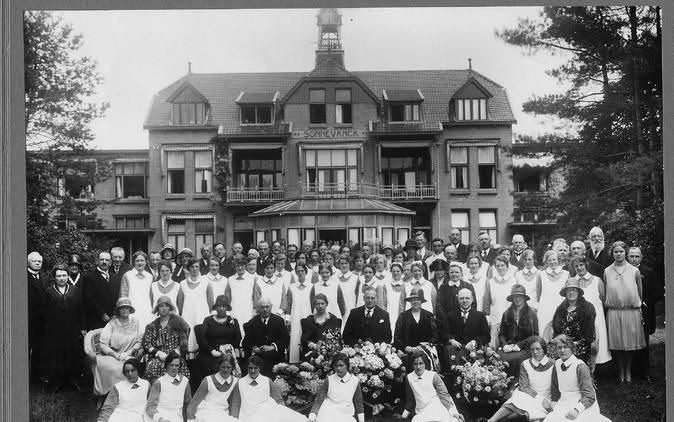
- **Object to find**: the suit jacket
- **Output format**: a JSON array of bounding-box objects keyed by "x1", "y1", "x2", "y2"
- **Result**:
[
  {"x1": 82, "y1": 268, "x2": 118, "y2": 330},
  {"x1": 394, "y1": 308, "x2": 438, "y2": 350},
  {"x1": 342, "y1": 305, "x2": 392, "y2": 346},
  {"x1": 198, "y1": 258, "x2": 210, "y2": 275},
  {"x1": 220, "y1": 257, "x2": 235, "y2": 278},
  {"x1": 436, "y1": 281, "x2": 476, "y2": 322},
  {"x1": 451, "y1": 243, "x2": 469, "y2": 263},
  {"x1": 439, "y1": 308, "x2": 490, "y2": 347},
  {"x1": 480, "y1": 248, "x2": 498, "y2": 266},
  {"x1": 109, "y1": 262, "x2": 132, "y2": 298},
  {"x1": 586, "y1": 248, "x2": 613, "y2": 271},
  {"x1": 27, "y1": 269, "x2": 48, "y2": 341},
  {"x1": 509, "y1": 253, "x2": 526, "y2": 270},
  {"x1": 242, "y1": 313, "x2": 289, "y2": 356},
  {"x1": 638, "y1": 264, "x2": 661, "y2": 335}
]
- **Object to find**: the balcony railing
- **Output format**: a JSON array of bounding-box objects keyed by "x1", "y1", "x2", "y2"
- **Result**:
[
  {"x1": 226, "y1": 187, "x2": 285, "y2": 202},
  {"x1": 513, "y1": 207, "x2": 558, "y2": 224},
  {"x1": 378, "y1": 184, "x2": 437, "y2": 200},
  {"x1": 299, "y1": 182, "x2": 438, "y2": 200}
]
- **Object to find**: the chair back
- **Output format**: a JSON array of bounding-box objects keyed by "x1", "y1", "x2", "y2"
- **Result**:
[{"x1": 83, "y1": 328, "x2": 104, "y2": 360}]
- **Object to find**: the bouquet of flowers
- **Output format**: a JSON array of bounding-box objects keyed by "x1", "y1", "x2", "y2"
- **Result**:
[
  {"x1": 448, "y1": 343, "x2": 513, "y2": 407},
  {"x1": 272, "y1": 362, "x2": 323, "y2": 407},
  {"x1": 341, "y1": 341, "x2": 406, "y2": 407},
  {"x1": 306, "y1": 327, "x2": 343, "y2": 377}
]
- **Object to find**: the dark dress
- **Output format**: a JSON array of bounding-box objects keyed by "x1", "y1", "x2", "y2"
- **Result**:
[
  {"x1": 394, "y1": 308, "x2": 438, "y2": 371},
  {"x1": 141, "y1": 314, "x2": 191, "y2": 381},
  {"x1": 39, "y1": 283, "x2": 86, "y2": 385},
  {"x1": 552, "y1": 298, "x2": 596, "y2": 365},
  {"x1": 299, "y1": 312, "x2": 342, "y2": 359},
  {"x1": 191, "y1": 315, "x2": 242, "y2": 388}
]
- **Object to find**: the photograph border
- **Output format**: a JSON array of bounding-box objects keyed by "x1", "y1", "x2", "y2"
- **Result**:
[{"x1": 1, "y1": 1, "x2": 671, "y2": 421}]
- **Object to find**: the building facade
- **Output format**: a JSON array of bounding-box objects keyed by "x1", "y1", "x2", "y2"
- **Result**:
[{"x1": 69, "y1": 9, "x2": 523, "y2": 257}]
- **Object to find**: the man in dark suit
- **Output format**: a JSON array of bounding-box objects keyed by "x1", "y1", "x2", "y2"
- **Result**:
[
  {"x1": 436, "y1": 264, "x2": 476, "y2": 322},
  {"x1": 198, "y1": 243, "x2": 212, "y2": 275},
  {"x1": 509, "y1": 234, "x2": 527, "y2": 270},
  {"x1": 242, "y1": 297, "x2": 289, "y2": 377},
  {"x1": 586, "y1": 226, "x2": 613, "y2": 270},
  {"x1": 448, "y1": 228, "x2": 468, "y2": 263},
  {"x1": 342, "y1": 286, "x2": 392, "y2": 346},
  {"x1": 27, "y1": 251, "x2": 47, "y2": 381},
  {"x1": 82, "y1": 251, "x2": 117, "y2": 330},
  {"x1": 568, "y1": 240, "x2": 603, "y2": 277},
  {"x1": 256, "y1": 240, "x2": 271, "y2": 275},
  {"x1": 414, "y1": 231, "x2": 433, "y2": 262},
  {"x1": 628, "y1": 247, "x2": 663, "y2": 381},
  {"x1": 109, "y1": 247, "x2": 132, "y2": 298},
  {"x1": 477, "y1": 231, "x2": 497, "y2": 265},
  {"x1": 219, "y1": 242, "x2": 242, "y2": 277},
  {"x1": 439, "y1": 288, "x2": 490, "y2": 370}
]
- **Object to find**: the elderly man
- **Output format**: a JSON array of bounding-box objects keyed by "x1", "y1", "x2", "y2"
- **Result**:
[
  {"x1": 509, "y1": 234, "x2": 527, "y2": 270},
  {"x1": 586, "y1": 226, "x2": 613, "y2": 270},
  {"x1": 198, "y1": 243, "x2": 213, "y2": 275},
  {"x1": 83, "y1": 251, "x2": 118, "y2": 330},
  {"x1": 342, "y1": 286, "x2": 392, "y2": 346},
  {"x1": 301, "y1": 239, "x2": 314, "y2": 255},
  {"x1": 448, "y1": 228, "x2": 468, "y2": 263},
  {"x1": 242, "y1": 297, "x2": 289, "y2": 377},
  {"x1": 439, "y1": 288, "x2": 490, "y2": 370},
  {"x1": 477, "y1": 231, "x2": 497, "y2": 265},
  {"x1": 27, "y1": 251, "x2": 47, "y2": 380},
  {"x1": 109, "y1": 247, "x2": 132, "y2": 296},
  {"x1": 147, "y1": 251, "x2": 162, "y2": 281},
  {"x1": 568, "y1": 240, "x2": 603, "y2": 277},
  {"x1": 628, "y1": 247, "x2": 663, "y2": 381},
  {"x1": 414, "y1": 231, "x2": 432, "y2": 262}
]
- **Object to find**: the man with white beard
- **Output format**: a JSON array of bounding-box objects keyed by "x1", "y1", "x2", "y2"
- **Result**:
[{"x1": 585, "y1": 226, "x2": 613, "y2": 270}]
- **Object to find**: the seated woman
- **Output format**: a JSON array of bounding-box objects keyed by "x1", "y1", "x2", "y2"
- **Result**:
[
  {"x1": 551, "y1": 279, "x2": 596, "y2": 366},
  {"x1": 145, "y1": 351, "x2": 192, "y2": 422},
  {"x1": 191, "y1": 295, "x2": 242, "y2": 389},
  {"x1": 186, "y1": 353, "x2": 240, "y2": 422},
  {"x1": 543, "y1": 335, "x2": 611, "y2": 422},
  {"x1": 496, "y1": 284, "x2": 539, "y2": 379},
  {"x1": 231, "y1": 355, "x2": 305, "y2": 422},
  {"x1": 97, "y1": 358, "x2": 151, "y2": 422},
  {"x1": 482, "y1": 336, "x2": 553, "y2": 422},
  {"x1": 394, "y1": 288, "x2": 439, "y2": 372},
  {"x1": 401, "y1": 351, "x2": 463, "y2": 422},
  {"x1": 141, "y1": 296, "x2": 190, "y2": 384},
  {"x1": 95, "y1": 298, "x2": 143, "y2": 396},
  {"x1": 308, "y1": 353, "x2": 365, "y2": 422},
  {"x1": 300, "y1": 293, "x2": 342, "y2": 359}
]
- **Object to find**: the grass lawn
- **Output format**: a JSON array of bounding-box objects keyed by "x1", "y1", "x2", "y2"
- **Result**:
[{"x1": 30, "y1": 328, "x2": 666, "y2": 422}]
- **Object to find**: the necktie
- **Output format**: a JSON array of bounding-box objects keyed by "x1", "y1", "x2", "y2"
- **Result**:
[
  {"x1": 101, "y1": 271, "x2": 109, "y2": 281},
  {"x1": 131, "y1": 383, "x2": 139, "y2": 389},
  {"x1": 263, "y1": 318, "x2": 268, "y2": 326},
  {"x1": 561, "y1": 362, "x2": 569, "y2": 371},
  {"x1": 250, "y1": 380, "x2": 258, "y2": 386},
  {"x1": 172, "y1": 378, "x2": 181, "y2": 385},
  {"x1": 365, "y1": 309, "x2": 372, "y2": 320},
  {"x1": 462, "y1": 311, "x2": 469, "y2": 323},
  {"x1": 482, "y1": 250, "x2": 487, "y2": 258}
]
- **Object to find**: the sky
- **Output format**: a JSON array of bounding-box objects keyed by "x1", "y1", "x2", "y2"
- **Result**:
[{"x1": 57, "y1": 7, "x2": 571, "y2": 150}]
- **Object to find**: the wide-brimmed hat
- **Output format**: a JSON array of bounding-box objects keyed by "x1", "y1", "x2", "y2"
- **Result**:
[
  {"x1": 68, "y1": 254, "x2": 83, "y2": 267},
  {"x1": 212, "y1": 295, "x2": 232, "y2": 311},
  {"x1": 429, "y1": 259, "x2": 449, "y2": 272},
  {"x1": 405, "y1": 288, "x2": 427, "y2": 303},
  {"x1": 177, "y1": 247, "x2": 194, "y2": 257},
  {"x1": 403, "y1": 240, "x2": 419, "y2": 250},
  {"x1": 382, "y1": 244, "x2": 394, "y2": 251},
  {"x1": 152, "y1": 295, "x2": 176, "y2": 314},
  {"x1": 559, "y1": 279, "x2": 585, "y2": 297},
  {"x1": 160, "y1": 244, "x2": 176, "y2": 255},
  {"x1": 114, "y1": 297, "x2": 136, "y2": 314},
  {"x1": 506, "y1": 284, "x2": 530, "y2": 302}
]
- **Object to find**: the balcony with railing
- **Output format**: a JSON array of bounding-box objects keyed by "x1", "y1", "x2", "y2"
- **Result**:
[
  {"x1": 225, "y1": 186, "x2": 286, "y2": 203},
  {"x1": 511, "y1": 207, "x2": 558, "y2": 225},
  {"x1": 378, "y1": 184, "x2": 437, "y2": 200},
  {"x1": 299, "y1": 182, "x2": 437, "y2": 200}
]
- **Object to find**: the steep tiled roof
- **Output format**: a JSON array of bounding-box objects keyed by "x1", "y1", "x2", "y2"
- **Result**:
[
  {"x1": 384, "y1": 89, "x2": 424, "y2": 102},
  {"x1": 144, "y1": 69, "x2": 515, "y2": 133}
]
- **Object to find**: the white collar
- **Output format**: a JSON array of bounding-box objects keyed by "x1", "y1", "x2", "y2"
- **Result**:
[
  {"x1": 559, "y1": 355, "x2": 578, "y2": 367},
  {"x1": 214, "y1": 373, "x2": 232, "y2": 385},
  {"x1": 577, "y1": 272, "x2": 592, "y2": 281},
  {"x1": 340, "y1": 271, "x2": 352, "y2": 279},
  {"x1": 207, "y1": 273, "x2": 222, "y2": 281},
  {"x1": 336, "y1": 373, "x2": 352, "y2": 383},
  {"x1": 28, "y1": 268, "x2": 40, "y2": 275},
  {"x1": 531, "y1": 356, "x2": 549, "y2": 367}
]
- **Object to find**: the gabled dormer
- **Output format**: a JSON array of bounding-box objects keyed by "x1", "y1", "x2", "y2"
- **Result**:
[
  {"x1": 167, "y1": 81, "x2": 209, "y2": 125},
  {"x1": 451, "y1": 77, "x2": 492, "y2": 121},
  {"x1": 235, "y1": 91, "x2": 279, "y2": 125},
  {"x1": 383, "y1": 89, "x2": 424, "y2": 123}
]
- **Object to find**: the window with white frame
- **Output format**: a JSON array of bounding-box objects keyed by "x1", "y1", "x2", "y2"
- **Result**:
[
  {"x1": 115, "y1": 162, "x2": 148, "y2": 199},
  {"x1": 115, "y1": 215, "x2": 148, "y2": 229},
  {"x1": 451, "y1": 210, "x2": 470, "y2": 244},
  {"x1": 305, "y1": 149, "x2": 358, "y2": 192},
  {"x1": 309, "y1": 89, "x2": 326, "y2": 124},
  {"x1": 477, "y1": 146, "x2": 496, "y2": 189},
  {"x1": 455, "y1": 98, "x2": 487, "y2": 121},
  {"x1": 397, "y1": 228, "x2": 410, "y2": 247},
  {"x1": 478, "y1": 210, "x2": 497, "y2": 243},
  {"x1": 450, "y1": 147, "x2": 468, "y2": 189},
  {"x1": 172, "y1": 102, "x2": 206, "y2": 125},
  {"x1": 240, "y1": 105, "x2": 272, "y2": 125},
  {"x1": 390, "y1": 103, "x2": 420, "y2": 122},
  {"x1": 167, "y1": 151, "x2": 185, "y2": 194},
  {"x1": 167, "y1": 220, "x2": 186, "y2": 250},
  {"x1": 287, "y1": 229, "x2": 300, "y2": 248},
  {"x1": 335, "y1": 88, "x2": 352, "y2": 124},
  {"x1": 194, "y1": 150, "x2": 213, "y2": 193}
]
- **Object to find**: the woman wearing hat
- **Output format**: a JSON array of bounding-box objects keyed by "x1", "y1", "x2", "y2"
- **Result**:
[
  {"x1": 161, "y1": 244, "x2": 177, "y2": 270},
  {"x1": 141, "y1": 295, "x2": 190, "y2": 384},
  {"x1": 67, "y1": 253, "x2": 84, "y2": 293},
  {"x1": 496, "y1": 284, "x2": 539, "y2": 378},
  {"x1": 551, "y1": 279, "x2": 596, "y2": 365},
  {"x1": 172, "y1": 247, "x2": 195, "y2": 282},
  {"x1": 403, "y1": 262, "x2": 437, "y2": 314},
  {"x1": 192, "y1": 295, "x2": 242, "y2": 389},
  {"x1": 394, "y1": 287, "x2": 438, "y2": 371},
  {"x1": 94, "y1": 298, "x2": 143, "y2": 396}
]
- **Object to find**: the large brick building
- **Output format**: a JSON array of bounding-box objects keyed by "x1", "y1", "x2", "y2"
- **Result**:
[{"x1": 69, "y1": 9, "x2": 527, "y2": 256}]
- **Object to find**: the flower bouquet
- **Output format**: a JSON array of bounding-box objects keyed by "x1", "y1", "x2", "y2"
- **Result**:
[
  {"x1": 272, "y1": 362, "x2": 323, "y2": 410},
  {"x1": 448, "y1": 343, "x2": 513, "y2": 416},
  {"x1": 342, "y1": 341, "x2": 406, "y2": 412}
]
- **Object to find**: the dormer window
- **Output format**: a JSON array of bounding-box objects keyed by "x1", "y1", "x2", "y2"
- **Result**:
[
  {"x1": 383, "y1": 89, "x2": 424, "y2": 123},
  {"x1": 172, "y1": 102, "x2": 206, "y2": 125},
  {"x1": 236, "y1": 91, "x2": 278, "y2": 125},
  {"x1": 456, "y1": 98, "x2": 487, "y2": 121}
]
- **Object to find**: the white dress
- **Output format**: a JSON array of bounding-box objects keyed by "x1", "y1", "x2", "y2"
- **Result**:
[
  {"x1": 150, "y1": 281, "x2": 181, "y2": 312},
  {"x1": 180, "y1": 277, "x2": 212, "y2": 355},
  {"x1": 485, "y1": 275, "x2": 516, "y2": 348},
  {"x1": 287, "y1": 282, "x2": 313, "y2": 363},
  {"x1": 406, "y1": 370, "x2": 460, "y2": 422},
  {"x1": 106, "y1": 378, "x2": 150, "y2": 422},
  {"x1": 257, "y1": 277, "x2": 286, "y2": 316},
  {"x1": 123, "y1": 270, "x2": 155, "y2": 330},
  {"x1": 576, "y1": 274, "x2": 611, "y2": 364},
  {"x1": 463, "y1": 272, "x2": 487, "y2": 312},
  {"x1": 193, "y1": 375, "x2": 238, "y2": 422},
  {"x1": 151, "y1": 374, "x2": 190, "y2": 422},
  {"x1": 505, "y1": 358, "x2": 554, "y2": 420},
  {"x1": 515, "y1": 268, "x2": 541, "y2": 311},
  {"x1": 226, "y1": 273, "x2": 257, "y2": 339},
  {"x1": 538, "y1": 269, "x2": 569, "y2": 341},
  {"x1": 543, "y1": 357, "x2": 611, "y2": 422},
  {"x1": 337, "y1": 271, "x2": 361, "y2": 332},
  {"x1": 384, "y1": 280, "x2": 405, "y2": 335},
  {"x1": 312, "y1": 280, "x2": 343, "y2": 318},
  {"x1": 315, "y1": 373, "x2": 361, "y2": 422},
  {"x1": 237, "y1": 375, "x2": 305, "y2": 422},
  {"x1": 204, "y1": 273, "x2": 227, "y2": 301}
]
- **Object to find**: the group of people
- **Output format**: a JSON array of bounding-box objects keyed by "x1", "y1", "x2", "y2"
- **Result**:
[{"x1": 25, "y1": 225, "x2": 660, "y2": 421}]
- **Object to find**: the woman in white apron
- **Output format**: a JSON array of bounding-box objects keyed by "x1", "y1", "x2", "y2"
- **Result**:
[
  {"x1": 225, "y1": 256, "x2": 260, "y2": 339},
  {"x1": 311, "y1": 263, "x2": 345, "y2": 319},
  {"x1": 96, "y1": 359, "x2": 150, "y2": 422},
  {"x1": 257, "y1": 259, "x2": 287, "y2": 317},
  {"x1": 463, "y1": 255, "x2": 488, "y2": 312},
  {"x1": 537, "y1": 250, "x2": 569, "y2": 341},
  {"x1": 309, "y1": 353, "x2": 365, "y2": 422},
  {"x1": 336, "y1": 257, "x2": 360, "y2": 332},
  {"x1": 145, "y1": 352, "x2": 192, "y2": 422},
  {"x1": 401, "y1": 351, "x2": 462, "y2": 422},
  {"x1": 180, "y1": 258, "x2": 212, "y2": 360},
  {"x1": 203, "y1": 258, "x2": 227, "y2": 306},
  {"x1": 483, "y1": 256, "x2": 516, "y2": 348},
  {"x1": 151, "y1": 260, "x2": 183, "y2": 315},
  {"x1": 284, "y1": 264, "x2": 313, "y2": 363},
  {"x1": 120, "y1": 251, "x2": 155, "y2": 330},
  {"x1": 514, "y1": 249, "x2": 541, "y2": 311},
  {"x1": 382, "y1": 262, "x2": 406, "y2": 335},
  {"x1": 186, "y1": 353, "x2": 239, "y2": 422}
]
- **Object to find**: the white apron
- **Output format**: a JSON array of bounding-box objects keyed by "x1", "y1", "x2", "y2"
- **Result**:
[
  {"x1": 237, "y1": 375, "x2": 305, "y2": 422},
  {"x1": 577, "y1": 274, "x2": 611, "y2": 364},
  {"x1": 180, "y1": 278, "x2": 211, "y2": 354},
  {"x1": 193, "y1": 375, "x2": 238, "y2": 422},
  {"x1": 406, "y1": 371, "x2": 459, "y2": 422},
  {"x1": 107, "y1": 378, "x2": 150, "y2": 422},
  {"x1": 316, "y1": 374, "x2": 360, "y2": 422},
  {"x1": 288, "y1": 282, "x2": 313, "y2": 363}
]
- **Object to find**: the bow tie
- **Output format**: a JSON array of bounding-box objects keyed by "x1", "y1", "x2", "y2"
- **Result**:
[
  {"x1": 417, "y1": 376, "x2": 423, "y2": 380},
  {"x1": 131, "y1": 383, "x2": 139, "y2": 389},
  {"x1": 249, "y1": 380, "x2": 258, "y2": 386},
  {"x1": 172, "y1": 377, "x2": 181, "y2": 385},
  {"x1": 236, "y1": 276, "x2": 244, "y2": 280},
  {"x1": 561, "y1": 362, "x2": 570, "y2": 371}
]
